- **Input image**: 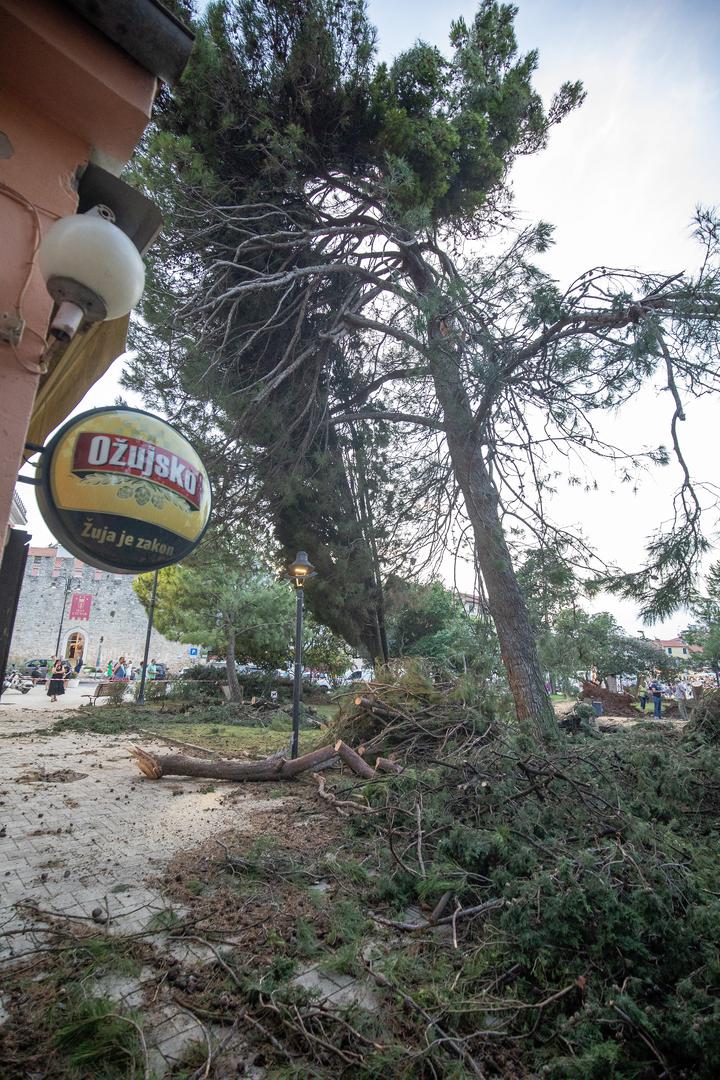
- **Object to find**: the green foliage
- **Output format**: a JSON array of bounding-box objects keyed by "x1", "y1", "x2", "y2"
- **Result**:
[
  {"x1": 135, "y1": 555, "x2": 294, "y2": 672},
  {"x1": 302, "y1": 616, "x2": 355, "y2": 675},
  {"x1": 165, "y1": 678, "x2": 219, "y2": 706},
  {"x1": 385, "y1": 577, "x2": 499, "y2": 676},
  {"x1": 51, "y1": 993, "x2": 145, "y2": 1076},
  {"x1": 130, "y1": 0, "x2": 720, "y2": 735},
  {"x1": 351, "y1": 728, "x2": 720, "y2": 1077},
  {"x1": 686, "y1": 687, "x2": 720, "y2": 743},
  {"x1": 98, "y1": 681, "x2": 126, "y2": 704},
  {"x1": 543, "y1": 608, "x2": 667, "y2": 681},
  {"x1": 139, "y1": 678, "x2": 169, "y2": 702}
]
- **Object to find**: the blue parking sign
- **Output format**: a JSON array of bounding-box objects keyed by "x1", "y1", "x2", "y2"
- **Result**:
[{"x1": 189, "y1": 647, "x2": 198, "y2": 657}]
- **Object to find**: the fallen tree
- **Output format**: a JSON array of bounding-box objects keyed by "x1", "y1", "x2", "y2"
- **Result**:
[{"x1": 129, "y1": 740, "x2": 380, "y2": 783}]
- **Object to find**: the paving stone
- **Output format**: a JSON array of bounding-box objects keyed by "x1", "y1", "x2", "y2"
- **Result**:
[
  {"x1": 0, "y1": 708, "x2": 281, "y2": 957},
  {"x1": 293, "y1": 963, "x2": 379, "y2": 1011}
]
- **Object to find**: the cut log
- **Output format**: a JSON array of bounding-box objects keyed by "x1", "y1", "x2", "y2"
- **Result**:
[
  {"x1": 375, "y1": 756, "x2": 404, "y2": 774},
  {"x1": 278, "y1": 743, "x2": 339, "y2": 777},
  {"x1": 129, "y1": 743, "x2": 340, "y2": 783},
  {"x1": 353, "y1": 695, "x2": 402, "y2": 720},
  {"x1": 130, "y1": 748, "x2": 285, "y2": 781},
  {"x1": 335, "y1": 740, "x2": 377, "y2": 779}
]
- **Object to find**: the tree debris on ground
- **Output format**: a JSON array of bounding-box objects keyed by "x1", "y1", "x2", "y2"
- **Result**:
[
  {"x1": 4, "y1": 708, "x2": 720, "y2": 1078},
  {"x1": 580, "y1": 679, "x2": 677, "y2": 717}
]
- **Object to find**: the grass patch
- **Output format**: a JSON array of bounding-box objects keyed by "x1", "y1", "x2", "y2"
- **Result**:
[{"x1": 49, "y1": 705, "x2": 328, "y2": 756}]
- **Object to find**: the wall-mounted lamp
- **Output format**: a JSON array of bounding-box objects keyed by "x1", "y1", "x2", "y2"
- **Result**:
[{"x1": 38, "y1": 205, "x2": 145, "y2": 342}]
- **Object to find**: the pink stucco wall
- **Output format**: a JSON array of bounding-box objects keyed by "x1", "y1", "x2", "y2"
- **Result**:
[{"x1": 0, "y1": 0, "x2": 158, "y2": 548}]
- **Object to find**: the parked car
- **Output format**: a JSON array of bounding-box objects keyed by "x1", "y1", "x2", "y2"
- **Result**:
[
  {"x1": 23, "y1": 658, "x2": 71, "y2": 681},
  {"x1": 22, "y1": 658, "x2": 50, "y2": 677},
  {"x1": 338, "y1": 667, "x2": 374, "y2": 685}
]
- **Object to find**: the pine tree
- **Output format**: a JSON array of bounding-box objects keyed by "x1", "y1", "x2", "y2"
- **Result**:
[{"x1": 128, "y1": 1, "x2": 720, "y2": 741}]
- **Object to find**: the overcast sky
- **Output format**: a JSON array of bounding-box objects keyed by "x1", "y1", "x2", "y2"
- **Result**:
[{"x1": 20, "y1": 0, "x2": 720, "y2": 636}]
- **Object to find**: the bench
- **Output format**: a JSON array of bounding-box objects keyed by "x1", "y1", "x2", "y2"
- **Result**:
[{"x1": 81, "y1": 681, "x2": 127, "y2": 705}]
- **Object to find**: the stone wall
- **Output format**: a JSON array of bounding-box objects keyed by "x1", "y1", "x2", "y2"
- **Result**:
[{"x1": 9, "y1": 548, "x2": 198, "y2": 671}]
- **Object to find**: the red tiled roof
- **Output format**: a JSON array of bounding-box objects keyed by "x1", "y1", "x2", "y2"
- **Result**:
[{"x1": 652, "y1": 638, "x2": 703, "y2": 653}]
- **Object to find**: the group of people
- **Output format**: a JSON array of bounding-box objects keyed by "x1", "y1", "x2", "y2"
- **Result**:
[
  {"x1": 104, "y1": 658, "x2": 160, "y2": 682},
  {"x1": 638, "y1": 677, "x2": 694, "y2": 720}
]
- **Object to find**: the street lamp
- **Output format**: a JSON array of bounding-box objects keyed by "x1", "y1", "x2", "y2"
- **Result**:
[
  {"x1": 288, "y1": 551, "x2": 316, "y2": 759},
  {"x1": 52, "y1": 573, "x2": 78, "y2": 658},
  {"x1": 136, "y1": 569, "x2": 159, "y2": 706}
]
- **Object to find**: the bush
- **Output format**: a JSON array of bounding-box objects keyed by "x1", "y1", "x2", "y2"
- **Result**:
[
  {"x1": 182, "y1": 664, "x2": 226, "y2": 682},
  {"x1": 165, "y1": 679, "x2": 219, "y2": 706}
]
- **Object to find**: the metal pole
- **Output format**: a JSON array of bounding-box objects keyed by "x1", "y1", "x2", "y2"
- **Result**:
[
  {"x1": 54, "y1": 578, "x2": 71, "y2": 657},
  {"x1": 291, "y1": 585, "x2": 304, "y2": 759},
  {"x1": 136, "y1": 570, "x2": 158, "y2": 705},
  {"x1": 95, "y1": 635, "x2": 103, "y2": 671}
]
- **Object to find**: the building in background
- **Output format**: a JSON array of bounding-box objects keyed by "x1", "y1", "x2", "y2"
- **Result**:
[
  {"x1": 652, "y1": 637, "x2": 704, "y2": 659},
  {"x1": 458, "y1": 592, "x2": 484, "y2": 617},
  {"x1": 9, "y1": 546, "x2": 195, "y2": 669}
]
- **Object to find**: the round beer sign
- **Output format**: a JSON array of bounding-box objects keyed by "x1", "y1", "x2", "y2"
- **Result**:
[{"x1": 36, "y1": 407, "x2": 212, "y2": 573}]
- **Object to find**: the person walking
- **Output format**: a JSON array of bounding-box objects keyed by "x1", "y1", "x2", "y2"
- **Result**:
[
  {"x1": 47, "y1": 658, "x2": 66, "y2": 703},
  {"x1": 674, "y1": 680, "x2": 690, "y2": 721},
  {"x1": 126, "y1": 659, "x2": 134, "y2": 681},
  {"x1": 638, "y1": 678, "x2": 648, "y2": 713},
  {"x1": 648, "y1": 678, "x2": 664, "y2": 719},
  {"x1": 106, "y1": 660, "x2": 113, "y2": 679},
  {"x1": 147, "y1": 659, "x2": 158, "y2": 681},
  {"x1": 112, "y1": 657, "x2": 127, "y2": 680}
]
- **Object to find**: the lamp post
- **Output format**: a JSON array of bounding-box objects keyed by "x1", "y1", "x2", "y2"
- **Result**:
[
  {"x1": 53, "y1": 573, "x2": 76, "y2": 658},
  {"x1": 136, "y1": 570, "x2": 159, "y2": 706},
  {"x1": 288, "y1": 551, "x2": 316, "y2": 759}
]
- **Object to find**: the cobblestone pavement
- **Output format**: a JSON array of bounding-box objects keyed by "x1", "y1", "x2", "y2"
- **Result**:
[
  {"x1": 0, "y1": 694, "x2": 280, "y2": 950},
  {"x1": 0, "y1": 694, "x2": 285, "y2": 1072}
]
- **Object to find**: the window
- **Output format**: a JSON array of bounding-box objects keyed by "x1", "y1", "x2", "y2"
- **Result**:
[
  {"x1": 683, "y1": 647, "x2": 688, "y2": 655},
  {"x1": 667, "y1": 648, "x2": 672, "y2": 655}
]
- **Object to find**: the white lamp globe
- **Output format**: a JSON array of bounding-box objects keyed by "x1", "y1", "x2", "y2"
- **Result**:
[{"x1": 38, "y1": 211, "x2": 145, "y2": 320}]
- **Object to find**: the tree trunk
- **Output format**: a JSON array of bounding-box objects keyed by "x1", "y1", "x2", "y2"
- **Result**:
[
  {"x1": 225, "y1": 623, "x2": 242, "y2": 703},
  {"x1": 398, "y1": 253, "x2": 557, "y2": 742},
  {"x1": 422, "y1": 339, "x2": 556, "y2": 740},
  {"x1": 129, "y1": 741, "x2": 375, "y2": 782},
  {"x1": 449, "y1": 433, "x2": 558, "y2": 741}
]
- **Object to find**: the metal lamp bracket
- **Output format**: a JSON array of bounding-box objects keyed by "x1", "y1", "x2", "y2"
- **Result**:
[
  {"x1": 46, "y1": 277, "x2": 107, "y2": 322},
  {"x1": 17, "y1": 440, "x2": 45, "y2": 485}
]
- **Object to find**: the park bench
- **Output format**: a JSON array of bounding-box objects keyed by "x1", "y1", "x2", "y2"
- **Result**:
[{"x1": 81, "y1": 681, "x2": 127, "y2": 705}]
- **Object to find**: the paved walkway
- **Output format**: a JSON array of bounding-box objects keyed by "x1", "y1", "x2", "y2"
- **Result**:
[{"x1": 0, "y1": 694, "x2": 279, "y2": 952}]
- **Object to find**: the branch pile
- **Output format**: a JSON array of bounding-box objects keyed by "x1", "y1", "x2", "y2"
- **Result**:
[
  {"x1": 342, "y1": 724, "x2": 720, "y2": 1077},
  {"x1": 334, "y1": 667, "x2": 497, "y2": 759}
]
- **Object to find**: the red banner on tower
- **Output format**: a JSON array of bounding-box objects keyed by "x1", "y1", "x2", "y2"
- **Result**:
[{"x1": 69, "y1": 593, "x2": 93, "y2": 621}]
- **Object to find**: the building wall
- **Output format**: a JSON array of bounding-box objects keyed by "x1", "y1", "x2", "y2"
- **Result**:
[
  {"x1": 9, "y1": 549, "x2": 196, "y2": 670},
  {"x1": 0, "y1": 0, "x2": 158, "y2": 547}
]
